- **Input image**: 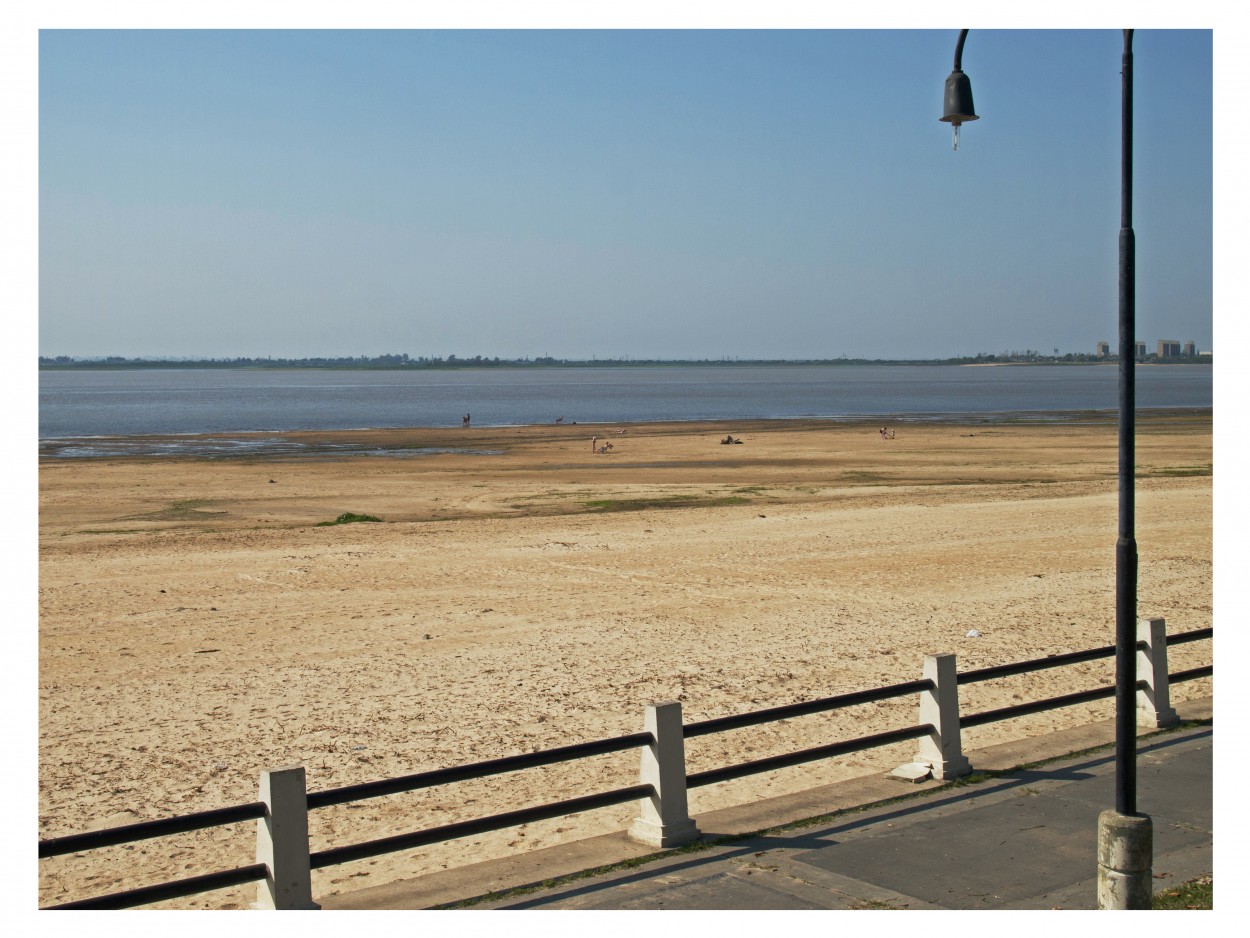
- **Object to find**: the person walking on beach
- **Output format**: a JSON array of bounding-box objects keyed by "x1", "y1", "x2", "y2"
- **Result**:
[{"x1": 591, "y1": 435, "x2": 597, "y2": 453}]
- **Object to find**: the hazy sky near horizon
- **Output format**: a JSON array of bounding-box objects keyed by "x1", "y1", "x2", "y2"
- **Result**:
[{"x1": 38, "y1": 21, "x2": 1214, "y2": 361}]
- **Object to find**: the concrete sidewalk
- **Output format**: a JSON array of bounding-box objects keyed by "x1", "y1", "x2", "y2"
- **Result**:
[
  {"x1": 325, "y1": 700, "x2": 1212, "y2": 911},
  {"x1": 478, "y1": 724, "x2": 1212, "y2": 909}
]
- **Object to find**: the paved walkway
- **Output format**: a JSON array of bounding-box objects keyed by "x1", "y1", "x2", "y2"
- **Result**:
[
  {"x1": 325, "y1": 703, "x2": 1212, "y2": 911},
  {"x1": 474, "y1": 724, "x2": 1212, "y2": 910}
]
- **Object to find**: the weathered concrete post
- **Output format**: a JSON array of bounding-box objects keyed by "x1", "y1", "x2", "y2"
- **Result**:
[
  {"x1": 628, "y1": 701, "x2": 700, "y2": 848},
  {"x1": 254, "y1": 766, "x2": 320, "y2": 910},
  {"x1": 914, "y1": 653, "x2": 971, "y2": 780},
  {"x1": 1099, "y1": 620, "x2": 1164, "y2": 910},
  {"x1": 1097, "y1": 809, "x2": 1153, "y2": 909},
  {"x1": 1136, "y1": 617, "x2": 1178, "y2": 728}
]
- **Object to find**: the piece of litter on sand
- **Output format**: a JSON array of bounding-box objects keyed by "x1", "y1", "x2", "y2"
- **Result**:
[{"x1": 966, "y1": 629, "x2": 981, "y2": 638}]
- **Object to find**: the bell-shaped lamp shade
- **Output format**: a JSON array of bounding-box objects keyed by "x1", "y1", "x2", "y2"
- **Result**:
[{"x1": 940, "y1": 68, "x2": 978, "y2": 125}]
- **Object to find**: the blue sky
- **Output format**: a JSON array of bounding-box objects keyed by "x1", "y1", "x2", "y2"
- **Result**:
[{"x1": 31, "y1": 9, "x2": 1217, "y2": 361}]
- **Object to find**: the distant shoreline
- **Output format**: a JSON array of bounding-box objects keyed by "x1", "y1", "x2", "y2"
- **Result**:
[{"x1": 37, "y1": 358, "x2": 1211, "y2": 371}]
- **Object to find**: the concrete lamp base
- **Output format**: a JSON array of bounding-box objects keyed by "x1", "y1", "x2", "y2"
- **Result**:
[{"x1": 1096, "y1": 809, "x2": 1153, "y2": 909}]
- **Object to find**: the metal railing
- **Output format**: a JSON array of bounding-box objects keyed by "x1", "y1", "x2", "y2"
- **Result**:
[
  {"x1": 683, "y1": 678, "x2": 936, "y2": 788},
  {"x1": 305, "y1": 731, "x2": 654, "y2": 869},
  {"x1": 50, "y1": 864, "x2": 271, "y2": 911},
  {"x1": 306, "y1": 732, "x2": 652, "y2": 809},
  {"x1": 39, "y1": 620, "x2": 1211, "y2": 910},
  {"x1": 959, "y1": 625, "x2": 1212, "y2": 728}
]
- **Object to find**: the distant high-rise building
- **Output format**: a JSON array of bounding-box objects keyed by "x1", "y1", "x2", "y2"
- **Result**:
[
  {"x1": 1134, "y1": 341, "x2": 1146, "y2": 360},
  {"x1": 1182, "y1": 341, "x2": 1196, "y2": 357},
  {"x1": 1158, "y1": 339, "x2": 1181, "y2": 359},
  {"x1": 1096, "y1": 342, "x2": 1110, "y2": 357}
]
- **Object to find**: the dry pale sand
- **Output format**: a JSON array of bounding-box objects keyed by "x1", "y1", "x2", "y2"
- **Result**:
[{"x1": 38, "y1": 414, "x2": 1213, "y2": 909}]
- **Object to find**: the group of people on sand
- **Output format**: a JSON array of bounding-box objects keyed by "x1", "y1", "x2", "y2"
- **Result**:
[
  {"x1": 879, "y1": 426, "x2": 896, "y2": 440},
  {"x1": 721, "y1": 434, "x2": 743, "y2": 445}
]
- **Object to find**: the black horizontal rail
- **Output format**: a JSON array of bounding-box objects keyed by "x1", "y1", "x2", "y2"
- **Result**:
[
  {"x1": 959, "y1": 644, "x2": 1119, "y2": 685},
  {"x1": 1171, "y1": 664, "x2": 1213, "y2": 682},
  {"x1": 310, "y1": 783, "x2": 652, "y2": 869},
  {"x1": 1167, "y1": 627, "x2": 1212, "y2": 646},
  {"x1": 960, "y1": 627, "x2": 1213, "y2": 689},
  {"x1": 39, "y1": 801, "x2": 268, "y2": 859},
  {"x1": 44, "y1": 862, "x2": 268, "y2": 910},
  {"x1": 961, "y1": 682, "x2": 1126, "y2": 728},
  {"x1": 684, "y1": 680, "x2": 933, "y2": 738},
  {"x1": 688, "y1": 723, "x2": 933, "y2": 789},
  {"x1": 307, "y1": 732, "x2": 653, "y2": 810}
]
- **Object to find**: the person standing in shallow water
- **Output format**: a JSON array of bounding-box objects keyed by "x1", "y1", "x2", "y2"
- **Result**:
[{"x1": 463, "y1": 413, "x2": 471, "y2": 428}]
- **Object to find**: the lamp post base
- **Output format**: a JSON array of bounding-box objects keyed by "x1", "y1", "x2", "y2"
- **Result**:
[{"x1": 1096, "y1": 809, "x2": 1153, "y2": 909}]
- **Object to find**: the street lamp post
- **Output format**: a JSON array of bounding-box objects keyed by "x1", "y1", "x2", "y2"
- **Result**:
[{"x1": 940, "y1": 29, "x2": 1152, "y2": 910}]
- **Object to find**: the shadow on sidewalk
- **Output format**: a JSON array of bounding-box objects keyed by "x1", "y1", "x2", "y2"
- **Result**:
[{"x1": 476, "y1": 724, "x2": 1212, "y2": 910}]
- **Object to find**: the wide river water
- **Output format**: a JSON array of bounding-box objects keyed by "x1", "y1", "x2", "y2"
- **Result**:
[{"x1": 38, "y1": 364, "x2": 1212, "y2": 458}]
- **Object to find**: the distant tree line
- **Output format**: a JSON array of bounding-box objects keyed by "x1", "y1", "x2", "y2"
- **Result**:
[{"x1": 38, "y1": 350, "x2": 1210, "y2": 369}]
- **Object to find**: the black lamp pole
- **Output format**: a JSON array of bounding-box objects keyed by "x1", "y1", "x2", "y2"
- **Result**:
[
  {"x1": 1115, "y1": 28, "x2": 1137, "y2": 818},
  {"x1": 941, "y1": 24, "x2": 1139, "y2": 822}
]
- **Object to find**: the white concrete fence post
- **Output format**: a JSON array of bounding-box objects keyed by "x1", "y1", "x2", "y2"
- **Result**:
[
  {"x1": 1136, "y1": 617, "x2": 1179, "y2": 728},
  {"x1": 253, "y1": 765, "x2": 320, "y2": 910},
  {"x1": 913, "y1": 653, "x2": 971, "y2": 780},
  {"x1": 629, "y1": 701, "x2": 700, "y2": 848}
]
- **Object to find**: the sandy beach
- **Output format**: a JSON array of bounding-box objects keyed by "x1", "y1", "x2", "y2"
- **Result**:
[{"x1": 37, "y1": 413, "x2": 1213, "y2": 909}]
